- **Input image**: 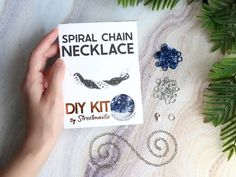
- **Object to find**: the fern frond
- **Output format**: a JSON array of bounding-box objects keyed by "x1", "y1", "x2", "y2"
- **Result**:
[
  {"x1": 117, "y1": 0, "x2": 180, "y2": 10},
  {"x1": 203, "y1": 87, "x2": 236, "y2": 126},
  {"x1": 203, "y1": 55, "x2": 236, "y2": 160},
  {"x1": 117, "y1": 0, "x2": 141, "y2": 7},
  {"x1": 210, "y1": 27, "x2": 236, "y2": 54},
  {"x1": 209, "y1": 56, "x2": 236, "y2": 81},
  {"x1": 117, "y1": 0, "x2": 197, "y2": 10},
  {"x1": 199, "y1": 0, "x2": 236, "y2": 54},
  {"x1": 144, "y1": 0, "x2": 179, "y2": 10},
  {"x1": 221, "y1": 115, "x2": 236, "y2": 160}
]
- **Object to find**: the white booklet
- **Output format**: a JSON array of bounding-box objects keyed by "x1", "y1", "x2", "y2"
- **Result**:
[{"x1": 58, "y1": 22, "x2": 143, "y2": 129}]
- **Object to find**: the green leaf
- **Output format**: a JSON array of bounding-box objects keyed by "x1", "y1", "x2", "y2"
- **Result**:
[
  {"x1": 227, "y1": 148, "x2": 234, "y2": 160},
  {"x1": 117, "y1": 0, "x2": 198, "y2": 10},
  {"x1": 199, "y1": 0, "x2": 236, "y2": 54},
  {"x1": 144, "y1": 0, "x2": 179, "y2": 10},
  {"x1": 117, "y1": 0, "x2": 141, "y2": 7},
  {"x1": 203, "y1": 55, "x2": 236, "y2": 160},
  {"x1": 209, "y1": 56, "x2": 236, "y2": 80}
]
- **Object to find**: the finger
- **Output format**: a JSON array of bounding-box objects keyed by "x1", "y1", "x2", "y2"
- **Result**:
[
  {"x1": 27, "y1": 28, "x2": 58, "y2": 74},
  {"x1": 34, "y1": 28, "x2": 58, "y2": 55},
  {"x1": 28, "y1": 43, "x2": 59, "y2": 78},
  {"x1": 43, "y1": 59, "x2": 65, "y2": 100},
  {"x1": 22, "y1": 73, "x2": 45, "y2": 103},
  {"x1": 44, "y1": 43, "x2": 59, "y2": 58}
]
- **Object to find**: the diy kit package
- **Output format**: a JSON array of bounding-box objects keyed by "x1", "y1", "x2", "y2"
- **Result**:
[{"x1": 58, "y1": 22, "x2": 143, "y2": 128}]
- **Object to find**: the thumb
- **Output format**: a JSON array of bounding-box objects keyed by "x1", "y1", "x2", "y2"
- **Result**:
[{"x1": 44, "y1": 59, "x2": 65, "y2": 99}]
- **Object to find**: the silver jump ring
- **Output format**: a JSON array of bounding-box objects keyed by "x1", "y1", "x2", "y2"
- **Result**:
[{"x1": 168, "y1": 114, "x2": 175, "y2": 121}]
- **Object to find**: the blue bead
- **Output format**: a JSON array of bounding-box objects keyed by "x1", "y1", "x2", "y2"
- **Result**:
[
  {"x1": 155, "y1": 61, "x2": 161, "y2": 67},
  {"x1": 170, "y1": 62, "x2": 178, "y2": 69},
  {"x1": 154, "y1": 51, "x2": 161, "y2": 59},
  {"x1": 162, "y1": 66, "x2": 168, "y2": 71},
  {"x1": 177, "y1": 52, "x2": 180, "y2": 56},
  {"x1": 178, "y1": 57, "x2": 183, "y2": 62},
  {"x1": 161, "y1": 44, "x2": 168, "y2": 51}
]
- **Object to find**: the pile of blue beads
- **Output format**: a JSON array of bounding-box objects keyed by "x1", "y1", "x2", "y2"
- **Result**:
[{"x1": 154, "y1": 44, "x2": 183, "y2": 71}]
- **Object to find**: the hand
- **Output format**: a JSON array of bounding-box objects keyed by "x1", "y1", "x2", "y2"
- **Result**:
[
  {"x1": 22, "y1": 28, "x2": 65, "y2": 148},
  {"x1": 0, "y1": 28, "x2": 65, "y2": 177}
]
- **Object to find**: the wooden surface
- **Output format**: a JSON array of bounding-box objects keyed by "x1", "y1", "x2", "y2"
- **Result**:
[{"x1": 1, "y1": 0, "x2": 236, "y2": 177}]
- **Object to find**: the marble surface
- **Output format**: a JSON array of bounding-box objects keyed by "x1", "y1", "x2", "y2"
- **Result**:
[{"x1": 0, "y1": 0, "x2": 236, "y2": 177}]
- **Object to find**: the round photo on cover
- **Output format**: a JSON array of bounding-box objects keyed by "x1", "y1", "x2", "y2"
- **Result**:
[{"x1": 110, "y1": 94, "x2": 135, "y2": 121}]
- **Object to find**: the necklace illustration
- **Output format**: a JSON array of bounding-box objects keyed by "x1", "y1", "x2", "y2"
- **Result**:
[
  {"x1": 68, "y1": 56, "x2": 137, "y2": 89},
  {"x1": 73, "y1": 72, "x2": 129, "y2": 89}
]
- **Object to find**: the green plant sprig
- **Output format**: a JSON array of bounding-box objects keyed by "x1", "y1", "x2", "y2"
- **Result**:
[
  {"x1": 199, "y1": 0, "x2": 236, "y2": 54},
  {"x1": 117, "y1": 0, "x2": 197, "y2": 10},
  {"x1": 203, "y1": 55, "x2": 236, "y2": 160}
]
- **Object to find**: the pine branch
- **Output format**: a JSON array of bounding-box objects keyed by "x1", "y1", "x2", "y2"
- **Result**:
[
  {"x1": 118, "y1": 0, "x2": 141, "y2": 7},
  {"x1": 117, "y1": 0, "x2": 198, "y2": 9},
  {"x1": 144, "y1": 0, "x2": 179, "y2": 10},
  {"x1": 221, "y1": 115, "x2": 236, "y2": 160},
  {"x1": 203, "y1": 55, "x2": 236, "y2": 160},
  {"x1": 199, "y1": 0, "x2": 236, "y2": 54}
]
